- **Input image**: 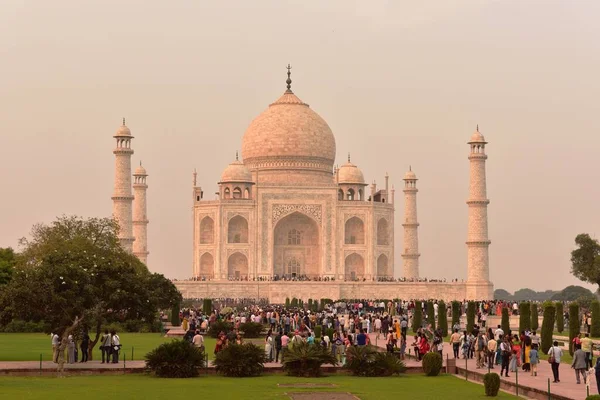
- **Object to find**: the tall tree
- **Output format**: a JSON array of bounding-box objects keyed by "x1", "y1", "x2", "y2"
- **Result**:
[
  {"x1": 438, "y1": 301, "x2": 448, "y2": 337},
  {"x1": 540, "y1": 302, "x2": 556, "y2": 354},
  {"x1": 569, "y1": 303, "x2": 580, "y2": 356},
  {"x1": 466, "y1": 302, "x2": 476, "y2": 334},
  {"x1": 0, "y1": 247, "x2": 16, "y2": 286},
  {"x1": 555, "y1": 302, "x2": 564, "y2": 333},
  {"x1": 571, "y1": 234, "x2": 600, "y2": 291},
  {"x1": 412, "y1": 301, "x2": 422, "y2": 333},
  {"x1": 426, "y1": 301, "x2": 436, "y2": 331}
]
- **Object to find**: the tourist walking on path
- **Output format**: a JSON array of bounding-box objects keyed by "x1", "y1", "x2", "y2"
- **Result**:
[
  {"x1": 529, "y1": 344, "x2": 539, "y2": 377},
  {"x1": 264, "y1": 330, "x2": 273, "y2": 362},
  {"x1": 80, "y1": 331, "x2": 89, "y2": 363},
  {"x1": 572, "y1": 344, "x2": 588, "y2": 384},
  {"x1": 274, "y1": 331, "x2": 282, "y2": 363},
  {"x1": 581, "y1": 333, "x2": 593, "y2": 369},
  {"x1": 548, "y1": 340, "x2": 563, "y2": 383},
  {"x1": 500, "y1": 336, "x2": 511, "y2": 377},
  {"x1": 100, "y1": 330, "x2": 111, "y2": 364}
]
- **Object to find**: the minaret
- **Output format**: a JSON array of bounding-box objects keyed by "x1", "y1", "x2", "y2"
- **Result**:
[
  {"x1": 466, "y1": 126, "x2": 492, "y2": 299},
  {"x1": 402, "y1": 166, "x2": 420, "y2": 278},
  {"x1": 112, "y1": 118, "x2": 135, "y2": 253},
  {"x1": 133, "y1": 162, "x2": 149, "y2": 264}
]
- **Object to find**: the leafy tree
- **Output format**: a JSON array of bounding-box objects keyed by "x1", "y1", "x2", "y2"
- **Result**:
[
  {"x1": 531, "y1": 303, "x2": 539, "y2": 331},
  {"x1": 540, "y1": 302, "x2": 555, "y2": 353},
  {"x1": 501, "y1": 307, "x2": 510, "y2": 335},
  {"x1": 592, "y1": 300, "x2": 600, "y2": 338},
  {"x1": 412, "y1": 301, "x2": 422, "y2": 333},
  {"x1": 519, "y1": 302, "x2": 531, "y2": 332},
  {"x1": 466, "y1": 302, "x2": 476, "y2": 334},
  {"x1": 0, "y1": 216, "x2": 181, "y2": 367},
  {"x1": 571, "y1": 234, "x2": 600, "y2": 291},
  {"x1": 0, "y1": 247, "x2": 16, "y2": 286},
  {"x1": 551, "y1": 285, "x2": 595, "y2": 301},
  {"x1": 426, "y1": 302, "x2": 436, "y2": 331},
  {"x1": 569, "y1": 302, "x2": 580, "y2": 356},
  {"x1": 451, "y1": 301, "x2": 461, "y2": 330},
  {"x1": 438, "y1": 301, "x2": 448, "y2": 337},
  {"x1": 494, "y1": 289, "x2": 513, "y2": 301},
  {"x1": 555, "y1": 302, "x2": 564, "y2": 333}
]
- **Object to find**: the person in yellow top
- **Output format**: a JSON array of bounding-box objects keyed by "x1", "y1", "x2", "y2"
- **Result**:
[
  {"x1": 487, "y1": 337, "x2": 497, "y2": 369},
  {"x1": 450, "y1": 329, "x2": 462, "y2": 358},
  {"x1": 581, "y1": 333, "x2": 593, "y2": 369},
  {"x1": 394, "y1": 320, "x2": 401, "y2": 342}
]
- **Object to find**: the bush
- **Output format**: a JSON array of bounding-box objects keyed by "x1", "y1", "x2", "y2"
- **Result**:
[
  {"x1": 531, "y1": 303, "x2": 539, "y2": 331},
  {"x1": 467, "y1": 302, "x2": 476, "y2": 334},
  {"x1": 451, "y1": 301, "x2": 461, "y2": 330},
  {"x1": 483, "y1": 372, "x2": 501, "y2": 396},
  {"x1": 501, "y1": 308, "x2": 510, "y2": 336},
  {"x1": 145, "y1": 339, "x2": 205, "y2": 378},
  {"x1": 556, "y1": 302, "x2": 564, "y2": 333},
  {"x1": 213, "y1": 343, "x2": 265, "y2": 377},
  {"x1": 519, "y1": 302, "x2": 530, "y2": 332},
  {"x1": 208, "y1": 320, "x2": 233, "y2": 338},
  {"x1": 282, "y1": 340, "x2": 338, "y2": 377},
  {"x1": 540, "y1": 302, "x2": 555, "y2": 354},
  {"x1": 591, "y1": 301, "x2": 600, "y2": 338},
  {"x1": 426, "y1": 302, "x2": 436, "y2": 331},
  {"x1": 569, "y1": 302, "x2": 580, "y2": 356},
  {"x1": 239, "y1": 322, "x2": 263, "y2": 338},
  {"x1": 585, "y1": 396, "x2": 600, "y2": 400},
  {"x1": 314, "y1": 325, "x2": 322, "y2": 338},
  {"x1": 170, "y1": 304, "x2": 180, "y2": 327},
  {"x1": 422, "y1": 352, "x2": 443, "y2": 376},
  {"x1": 0, "y1": 320, "x2": 49, "y2": 333},
  {"x1": 438, "y1": 301, "x2": 448, "y2": 337},
  {"x1": 345, "y1": 345, "x2": 406, "y2": 376},
  {"x1": 412, "y1": 301, "x2": 423, "y2": 333}
]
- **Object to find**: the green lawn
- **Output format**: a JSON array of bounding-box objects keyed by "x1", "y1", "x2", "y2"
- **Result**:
[
  {"x1": 0, "y1": 374, "x2": 518, "y2": 400},
  {"x1": 0, "y1": 333, "x2": 217, "y2": 361}
]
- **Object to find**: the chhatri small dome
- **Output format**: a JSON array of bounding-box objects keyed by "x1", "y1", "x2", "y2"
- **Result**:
[
  {"x1": 134, "y1": 162, "x2": 147, "y2": 176},
  {"x1": 469, "y1": 125, "x2": 486, "y2": 143},
  {"x1": 220, "y1": 153, "x2": 253, "y2": 183},
  {"x1": 114, "y1": 118, "x2": 132, "y2": 137},
  {"x1": 338, "y1": 154, "x2": 365, "y2": 185},
  {"x1": 404, "y1": 166, "x2": 417, "y2": 180},
  {"x1": 241, "y1": 66, "x2": 336, "y2": 174}
]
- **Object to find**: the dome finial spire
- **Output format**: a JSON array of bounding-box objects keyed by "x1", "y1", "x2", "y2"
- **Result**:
[
  {"x1": 286, "y1": 64, "x2": 292, "y2": 92},
  {"x1": 122, "y1": 117, "x2": 126, "y2": 126},
  {"x1": 236, "y1": 150, "x2": 239, "y2": 161},
  {"x1": 476, "y1": 124, "x2": 479, "y2": 132},
  {"x1": 409, "y1": 165, "x2": 412, "y2": 171},
  {"x1": 348, "y1": 152, "x2": 351, "y2": 163}
]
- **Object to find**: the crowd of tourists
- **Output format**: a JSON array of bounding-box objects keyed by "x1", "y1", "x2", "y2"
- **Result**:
[{"x1": 50, "y1": 329, "x2": 122, "y2": 364}]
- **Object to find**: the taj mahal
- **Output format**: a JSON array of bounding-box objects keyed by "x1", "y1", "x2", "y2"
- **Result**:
[{"x1": 110, "y1": 67, "x2": 494, "y2": 301}]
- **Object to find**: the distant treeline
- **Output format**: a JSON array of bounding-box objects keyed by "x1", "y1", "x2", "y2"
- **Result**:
[{"x1": 494, "y1": 285, "x2": 595, "y2": 302}]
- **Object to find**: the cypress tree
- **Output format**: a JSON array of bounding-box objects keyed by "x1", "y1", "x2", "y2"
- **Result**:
[
  {"x1": 285, "y1": 297, "x2": 290, "y2": 308},
  {"x1": 467, "y1": 302, "x2": 476, "y2": 334},
  {"x1": 412, "y1": 301, "x2": 423, "y2": 333},
  {"x1": 592, "y1": 300, "x2": 600, "y2": 338},
  {"x1": 540, "y1": 302, "x2": 556, "y2": 354},
  {"x1": 291, "y1": 297, "x2": 298, "y2": 308},
  {"x1": 555, "y1": 302, "x2": 564, "y2": 333},
  {"x1": 427, "y1": 301, "x2": 436, "y2": 331},
  {"x1": 519, "y1": 302, "x2": 531, "y2": 332},
  {"x1": 170, "y1": 303, "x2": 180, "y2": 327},
  {"x1": 531, "y1": 303, "x2": 539, "y2": 332},
  {"x1": 451, "y1": 301, "x2": 461, "y2": 330},
  {"x1": 203, "y1": 298, "x2": 212, "y2": 315},
  {"x1": 438, "y1": 301, "x2": 448, "y2": 337},
  {"x1": 569, "y1": 302, "x2": 580, "y2": 356},
  {"x1": 501, "y1": 307, "x2": 510, "y2": 336}
]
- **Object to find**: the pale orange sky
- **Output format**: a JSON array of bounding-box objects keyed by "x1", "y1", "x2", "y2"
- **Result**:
[{"x1": 1, "y1": 0, "x2": 599, "y2": 293}]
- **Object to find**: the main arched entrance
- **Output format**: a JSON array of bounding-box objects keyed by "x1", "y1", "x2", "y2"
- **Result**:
[
  {"x1": 227, "y1": 252, "x2": 248, "y2": 280},
  {"x1": 345, "y1": 253, "x2": 365, "y2": 281},
  {"x1": 273, "y1": 212, "x2": 320, "y2": 279}
]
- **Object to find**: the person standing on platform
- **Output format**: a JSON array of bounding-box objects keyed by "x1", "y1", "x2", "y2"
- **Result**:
[{"x1": 548, "y1": 340, "x2": 563, "y2": 383}]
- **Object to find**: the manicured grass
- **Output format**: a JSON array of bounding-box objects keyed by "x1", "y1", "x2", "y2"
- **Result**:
[
  {"x1": 0, "y1": 374, "x2": 518, "y2": 400},
  {"x1": 0, "y1": 333, "x2": 217, "y2": 361}
]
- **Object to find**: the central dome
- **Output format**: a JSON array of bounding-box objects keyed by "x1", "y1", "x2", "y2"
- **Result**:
[{"x1": 241, "y1": 88, "x2": 336, "y2": 179}]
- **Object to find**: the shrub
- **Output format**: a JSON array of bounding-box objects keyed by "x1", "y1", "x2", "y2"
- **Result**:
[
  {"x1": 170, "y1": 304, "x2": 180, "y2": 327},
  {"x1": 282, "y1": 340, "x2": 338, "y2": 377},
  {"x1": 556, "y1": 302, "x2": 564, "y2": 333},
  {"x1": 585, "y1": 396, "x2": 600, "y2": 400},
  {"x1": 208, "y1": 320, "x2": 233, "y2": 338},
  {"x1": 501, "y1": 308, "x2": 510, "y2": 336},
  {"x1": 540, "y1": 302, "x2": 555, "y2": 354},
  {"x1": 569, "y1": 302, "x2": 580, "y2": 356},
  {"x1": 592, "y1": 301, "x2": 600, "y2": 338},
  {"x1": 213, "y1": 343, "x2": 265, "y2": 377},
  {"x1": 426, "y1": 302, "x2": 436, "y2": 331},
  {"x1": 438, "y1": 301, "x2": 448, "y2": 337},
  {"x1": 483, "y1": 372, "x2": 501, "y2": 396},
  {"x1": 345, "y1": 345, "x2": 406, "y2": 376},
  {"x1": 467, "y1": 302, "x2": 476, "y2": 334},
  {"x1": 0, "y1": 320, "x2": 49, "y2": 333},
  {"x1": 519, "y1": 302, "x2": 531, "y2": 332},
  {"x1": 239, "y1": 322, "x2": 263, "y2": 338},
  {"x1": 451, "y1": 301, "x2": 461, "y2": 330},
  {"x1": 412, "y1": 301, "x2": 423, "y2": 333},
  {"x1": 422, "y1": 351, "x2": 443, "y2": 376},
  {"x1": 145, "y1": 339, "x2": 205, "y2": 378},
  {"x1": 531, "y1": 303, "x2": 539, "y2": 331},
  {"x1": 314, "y1": 325, "x2": 322, "y2": 338}
]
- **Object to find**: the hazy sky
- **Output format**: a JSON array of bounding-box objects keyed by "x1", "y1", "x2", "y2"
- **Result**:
[{"x1": 2, "y1": 0, "x2": 599, "y2": 293}]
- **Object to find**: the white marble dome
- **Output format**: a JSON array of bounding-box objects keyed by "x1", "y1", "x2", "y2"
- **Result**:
[
  {"x1": 134, "y1": 163, "x2": 147, "y2": 176},
  {"x1": 338, "y1": 161, "x2": 365, "y2": 185},
  {"x1": 114, "y1": 119, "x2": 132, "y2": 137},
  {"x1": 469, "y1": 128, "x2": 486, "y2": 143},
  {"x1": 220, "y1": 159, "x2": 252, "y2": 183}
]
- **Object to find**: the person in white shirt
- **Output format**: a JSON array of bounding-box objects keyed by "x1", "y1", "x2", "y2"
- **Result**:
[
  {"x1": 192, "y1": 330, "x2": 205, "y2": 350},
  {"x1": 51, "y1": 333, "x2": 60, "y2": 363},
  {"x1": 494, "y1": 325, "x2": 504, "y2": 341},
  {"x1": 111, "y1": 330, "x2": 121, "y2": 364}
]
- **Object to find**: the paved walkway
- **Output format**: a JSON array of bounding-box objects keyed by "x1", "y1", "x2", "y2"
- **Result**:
[{"x1": 368, "y1": 332, "x2": 594, "y2": 400}]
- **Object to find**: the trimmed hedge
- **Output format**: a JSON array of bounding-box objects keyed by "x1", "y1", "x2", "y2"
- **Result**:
[
  {"x1": 345, "y1": 345, "x2": 406, "y2": 376},
  {"x1": 412, "y1": 301, "x2": 423, "y2": 333},
  {"x1": 483, "y1": 372, "x2": 500, "y2": 396},
  {"x1": 213, "y1": 343, "x2": 266, "y2": 377},
  {"x1": 591, "y1": 300, "x2": 600, "y2": 338},
  {"x1": 555, "y1": 302, "x2": 564, "y2": 333},
  {"x1": 540, "y1": 302, "x2": 555, "y2": 354},
  {"x1": 451, "y1": 301, "x2": 461, "y2": 330},
  {"x1": 285, "y1": 298, "x2": 290, "y2": 308},
  {"x1": 170, "y1": 304, "x2": 180, "y2": 327},
  {"x1": 519, "y1": 302, "x2": 531, "y2": 332},
  {"x1": 569, "y1": 302, "x2": 580, "y2": 356},
  {"x1": 208, "y1": 320, "x2": 234, "y2": 338},
  {"x1": 239, "y1": 322, "x2": 263, "y2": 338},
  {"x1": 145, "y1": 339, "x2": 205, "y2": 378},
  {"x1": 438, "y1": 301, "x2": 448, "y2": 337},
  {"x1": 422, "y1": 352, "x2": 443, "y2": 376},
  {"x1": 531, "y1": 303, "x2": 539, "y2": 332},
  {"x1": 203, "y1": 299, "x2": 212, "y2": 315},
  {"x1": 427, "y1": 302, "x2": 436, "y2": 331},
  {"x1": 501, "y1": 308, "x2": 510, "y2": 336},
  {"x1": 467, "y1": 302, "x2": 476, "y2": 334}
]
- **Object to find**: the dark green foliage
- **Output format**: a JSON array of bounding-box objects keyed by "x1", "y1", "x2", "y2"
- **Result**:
[
  {"x1": 325, "y1": 328, "x2": 335, "y2": 339},
  {"x1": 438, "y1": 301, "x2": 448, "y2": 337},
  {"x1": 422, "y1": 352, "x2": 443, "y2": 376},
  {"x1": 345, "y1": 345, "x2": 406, "y2": 376},
  {"x1": 312, "y1": 299, "x2": 319, "y2": 312},
  {"x1": 571, "y1": 233, "x2": 600, "y2": 290},
  {"x1": 540, "y1": 302, "x2": 556, "y2": 354},
  {"x1": 0, "y1": 319, "x2": 50, "y2": 333},
  {"x1": 555, "y1": 302, "x2": 564, "y2": 333},
  {"x1": 238, "y1": 322, "x2": 263, "y2": 338},
  {"x1": 569, "y1": 302, "x2": 580, "y2": 356},
  {"x1": 208, "y1": 320, "x2": 233, "y2": 338},
  {"x1": 203, "y1": 299, "x2": 212, "y2": 315},
  {"x1": 285, "y1": 298, "x2": 290, "y2": 308},
  {"x1": 282, "y1": 340, "x2": 338, "y2": 377},
  {"x1": 501, "y1": 308, "x2": 510, "y2": 335},
  {"x1": 552, "y1": 285, "x2": 595, "y2": 301},
  {"x1": 145, "y1": 340, "x2": 205, "y2": 378},
  {"x1": 308, "y1": 299, "x2": 313, "y2": 310},
  {"x1": 531, "y1": 303, "x2": 539, "y2": 331},
  {"x1": 467, "y1": 302, "x2": 476, "y2": 334},
  {"x1": 519, "y1": 302, "x2": 531, "y2": 332},
  {"x1": 451, "y1": 301, "x2": 461, "y2": 330},
  {"x1": 494, "y1": 289, "x2": 513, "y2": 300},
  {"x1": 213, "y1": 343, "x2": 266, "y2": 377},
  {"x1": 0, "y1": 247, "x2": 16, "y2": 286},
  {"x1": 412, "y1": 301, "x2": 423, "y2": 333},
  {"x1": 592, "y1": 301, "x2": 600, "y2": 338},
  {"x1": 585, "y1": 396, "x2": 600, "y2": 400},
  {"x1": 314, "y1": 325, "x2": 322, "y2": 338},
  {"x1": 483, "y1": 372, "x2": 501, "y2": 396},
  {"x1": 426, "y1": 302, "x2": 436, "y2": 331},
  {"x1": 170, "y1": 304, "x2": 180, "y2": 327},
  {"x1": 291, "y1": 298, "x2": 298, "y2": 308}
]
